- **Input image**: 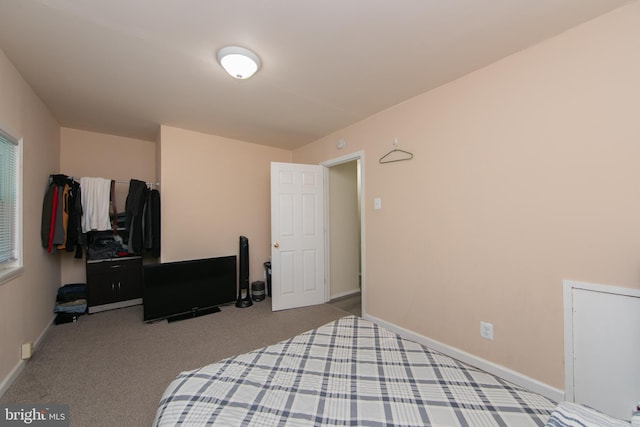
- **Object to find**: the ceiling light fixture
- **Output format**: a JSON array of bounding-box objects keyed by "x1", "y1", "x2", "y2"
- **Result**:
[{"x1": 216, "y1": 46, "x2": 261, "y2": 79}]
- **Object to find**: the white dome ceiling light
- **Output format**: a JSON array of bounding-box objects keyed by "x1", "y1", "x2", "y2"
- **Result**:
[{"x1": 216, "y1": 46, "x2": 261, "y2": 80}]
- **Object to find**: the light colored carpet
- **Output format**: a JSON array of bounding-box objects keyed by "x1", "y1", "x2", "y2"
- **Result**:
[
  {"x1": 329, "y1": 292, "x2": 361, "y2": 317},
  {"x1": 0, "y1": 300, "x2": 347, "y2": 427}
]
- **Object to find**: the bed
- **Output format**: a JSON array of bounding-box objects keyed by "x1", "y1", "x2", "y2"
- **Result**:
[{"x1": 154, "y1": 315, "x2": 557, "y2": 426}]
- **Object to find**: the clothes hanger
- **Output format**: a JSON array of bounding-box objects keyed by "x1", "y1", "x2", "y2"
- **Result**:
[{"x1": 379, "y1": 137, "x2": 414, "y2": 164}]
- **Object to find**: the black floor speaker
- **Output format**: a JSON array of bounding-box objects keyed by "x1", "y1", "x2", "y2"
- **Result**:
[{"x1": 236, "y1": 235, "x2": 253, "y2": 308}]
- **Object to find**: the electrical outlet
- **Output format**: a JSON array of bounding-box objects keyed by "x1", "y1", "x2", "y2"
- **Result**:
[
  {"x1": 480, "y1": 321, "x2": 494, "y2": 340},
  {"x1": 21, "y1": 342, "x2": 33, "y2": 360}
]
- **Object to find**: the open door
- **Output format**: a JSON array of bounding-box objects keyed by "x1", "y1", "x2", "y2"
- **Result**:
[{"x1": 270, "y1": 162, "x2": 325, "y2": 311}]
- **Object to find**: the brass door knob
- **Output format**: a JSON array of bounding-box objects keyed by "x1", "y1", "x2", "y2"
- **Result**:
[{"x1": 273, "y1": 242, "x2": 279, "y2": 248}]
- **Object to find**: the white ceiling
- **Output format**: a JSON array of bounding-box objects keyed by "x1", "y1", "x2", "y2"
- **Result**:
[{"x1": 0, "y1": 0, "x2": 630, "y2": 150}]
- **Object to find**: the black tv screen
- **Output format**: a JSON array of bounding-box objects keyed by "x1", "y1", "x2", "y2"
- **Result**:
[{"x1": 143, "y1": 255, "x2": 237, "y2": 322}]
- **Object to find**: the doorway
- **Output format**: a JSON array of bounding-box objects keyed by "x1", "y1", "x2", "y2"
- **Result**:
[{"x1": 323, "y1": 151, "x2": 364, "y2": 317}]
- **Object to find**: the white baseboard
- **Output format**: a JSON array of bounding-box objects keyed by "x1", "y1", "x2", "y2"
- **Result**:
[
  {"x1": 364, "y1": 313, "x2": 565, "y2": 403},
  {"x1": 0, "y1": 315, "x2": 55, "y2": 398},
  {"x1": 0, "y1": 358, "x2": 26, "y2": 399},
  {"x1": 330, "y1": 288, "x2": 360, "y2": 301}
]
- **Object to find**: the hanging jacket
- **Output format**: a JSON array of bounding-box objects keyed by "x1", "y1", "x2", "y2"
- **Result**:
[
  {"x1": 125, "y1": 179, "x2": 148, "y2": 254},
  {"x1": 144, "y1": 189, "x2": 161, "y2": 258}
]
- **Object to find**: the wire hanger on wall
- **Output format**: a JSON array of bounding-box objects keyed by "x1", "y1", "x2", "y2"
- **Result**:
[{"x1": 379, "y1": 137, "x2": 414, "y2": 164}]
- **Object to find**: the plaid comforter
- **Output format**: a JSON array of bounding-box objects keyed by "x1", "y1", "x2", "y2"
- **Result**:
[{"x1": 154, "y1": 316, "x2": 556, "y2": 426}]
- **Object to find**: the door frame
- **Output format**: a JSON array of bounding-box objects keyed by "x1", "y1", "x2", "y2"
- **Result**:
[{"x1": 321, "y1": 150, "x2": 365, "y2": 317}]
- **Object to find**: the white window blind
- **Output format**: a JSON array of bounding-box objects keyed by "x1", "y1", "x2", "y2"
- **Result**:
[{"x1": 0, "y1": 130, "x2": 18, "y2": 269}]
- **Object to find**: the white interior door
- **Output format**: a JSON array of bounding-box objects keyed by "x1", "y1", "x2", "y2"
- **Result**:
[{"x1": 270, "y1": 162, "x2": 325, "y2": 311}]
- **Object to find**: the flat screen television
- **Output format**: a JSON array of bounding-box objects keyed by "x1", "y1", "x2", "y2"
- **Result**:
[{"x1": 143, "y1": 255, "x2": 237, "y2": 322}]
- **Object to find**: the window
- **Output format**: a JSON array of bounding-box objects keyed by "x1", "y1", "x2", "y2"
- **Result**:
[{"x1": 0, "y1": 126, "x2": 22, "y2": 284}]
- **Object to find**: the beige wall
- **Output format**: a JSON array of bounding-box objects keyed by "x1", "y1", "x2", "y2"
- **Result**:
[
  {"x1": 59, "y1": 128, "x2": 157, "y2": 284},
  {"x1": 158, "y1": 125, "x2": 292, "y2": 284},
  {"x1": 329, "y1": 161, "x2": 361, "y2": 298},
  {"x1": 0, "y1": 50, "x2": 60, "y2": 387},
  {"x1": 293, "y1": 2, "x2": 640, "y2": 390}
]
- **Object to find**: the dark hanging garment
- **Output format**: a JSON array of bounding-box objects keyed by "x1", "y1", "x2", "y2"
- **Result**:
[
  {"x1": 51, "y1": 175, "x2": 72, "y2": 252},
  {"x1": 143, "y1": 191, "x2": 152, "y2": 250},
  {"x1": 54, "y1": 184, "x2": 69, "y2": 249},
  {"x1": 125, "y1": 179, "x2": 148, "y2": 254},
  {"x1": 42, "y1": 175, "x2": 84, "y2": 256},
  {"x1": 66, "y1": 179, "x2": 83, "y2": 256},
  {"x1": 41, "y1": 181, "x2": 56, "y2": 248},
  {"x1": 47, "y1": 185, "x2": 59, "y2": 253},
  {"x1": 144, "y1": 189, "x2": 161, "y2": 258}
]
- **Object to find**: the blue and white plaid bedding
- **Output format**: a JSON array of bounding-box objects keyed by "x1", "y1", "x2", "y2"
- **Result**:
[
  {"x1": 154, "y1": 316, "x2": 556, "y2": 426},
  {"x1": 546, "y1": 402, "x2": 630, "y2": 427}
]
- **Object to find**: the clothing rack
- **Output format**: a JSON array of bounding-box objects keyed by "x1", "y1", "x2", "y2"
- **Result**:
[
  {"x1": 64, "y1": 176, "x2": 160, "y2": 188},
  {"x1": 112, "y1": 180, "x2": 160, "y2": 188},
  {"x1": 43, "y1": 173, "x2": 161, "y2": 258}
]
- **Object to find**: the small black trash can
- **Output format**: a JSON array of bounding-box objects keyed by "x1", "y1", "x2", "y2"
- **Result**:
[
  {"x1": 264, "y1": 261, "x2": 272, "y2": 297},
  {"x1": 251, "y1": 281, "x2": 265, "y2": 301}
]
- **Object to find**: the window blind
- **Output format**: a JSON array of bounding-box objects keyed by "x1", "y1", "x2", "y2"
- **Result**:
[{"x1": 0, "y1": 131, "x2": 18, "y2": 268}]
